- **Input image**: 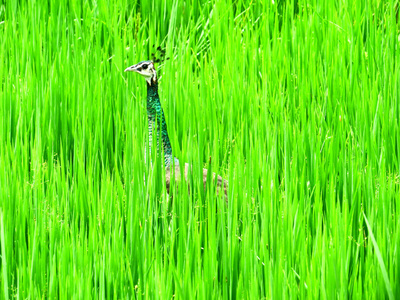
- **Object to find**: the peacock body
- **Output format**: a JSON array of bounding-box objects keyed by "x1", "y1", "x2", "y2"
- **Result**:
[
  {"x1": 125, "y1": 60, "x2": 178, "y2": 168},
  {"x1": 125, "y1": 60, "x2": 227, "y2": 198}
]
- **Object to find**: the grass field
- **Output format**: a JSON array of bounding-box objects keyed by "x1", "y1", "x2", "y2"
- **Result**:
[{"x1": 1, "y1": 0, "x2": 399, "y2": 298}]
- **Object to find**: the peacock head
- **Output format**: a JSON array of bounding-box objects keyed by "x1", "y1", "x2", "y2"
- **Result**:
[{"x1": 125, "y1": 60, "x2": 157, "y2": 85}]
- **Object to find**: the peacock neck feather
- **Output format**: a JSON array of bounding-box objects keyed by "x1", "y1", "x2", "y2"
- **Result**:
[{"x1": 146, "y1": 78, "x2": 174, "y2": 167}]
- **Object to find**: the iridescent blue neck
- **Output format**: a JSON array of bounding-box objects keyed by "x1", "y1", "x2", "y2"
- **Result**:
[{"x1": 146, "y1": 79, "x2": 174, "y2": 167}]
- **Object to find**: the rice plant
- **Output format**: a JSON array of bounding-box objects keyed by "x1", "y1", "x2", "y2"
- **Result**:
[{"x1": 0, "y1": 0, "x2": 399, "y2": 298}]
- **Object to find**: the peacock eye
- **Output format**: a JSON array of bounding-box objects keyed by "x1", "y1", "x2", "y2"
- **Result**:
[{"x1": 142, "y1": 64, "x2": 148, "y2": 70}]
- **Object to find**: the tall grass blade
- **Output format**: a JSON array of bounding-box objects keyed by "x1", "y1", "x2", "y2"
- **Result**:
[
  {"x1": 363, "y1": 212, "x2": 394, "y2": 300},
  {"x1": 0, "y1": 209, "x2": 9, "y2": 300}
]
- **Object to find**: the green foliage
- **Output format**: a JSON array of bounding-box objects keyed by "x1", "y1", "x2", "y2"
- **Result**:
[{"x1": 1, "y1": 0, "x2": 399, "y2": 298}]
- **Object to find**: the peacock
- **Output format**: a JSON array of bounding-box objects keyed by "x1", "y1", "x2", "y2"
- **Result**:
[{"x1": 124, "y1": 60, "x2": 228, "y2": 198}]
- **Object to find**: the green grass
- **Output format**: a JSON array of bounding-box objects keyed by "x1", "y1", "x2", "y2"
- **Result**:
[{"x1": 1, "y1": 0, "x2": 399, "y2": 298}]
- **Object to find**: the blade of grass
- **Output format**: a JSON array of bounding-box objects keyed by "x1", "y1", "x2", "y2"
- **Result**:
[
  {"x1": 363, "y1": 212, "x2": 394, "y2": 300},
  {"x1": 0, "y1": 209, "x2": 9, "y2": 300}
]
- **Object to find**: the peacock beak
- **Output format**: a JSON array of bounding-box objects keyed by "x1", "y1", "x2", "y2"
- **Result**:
[
  {"x1": 124, "y1": 65, "x2": 133, "y2": 72},
  {"x1": 124, "y1": 65, "x2": 138, "y2": 72}
]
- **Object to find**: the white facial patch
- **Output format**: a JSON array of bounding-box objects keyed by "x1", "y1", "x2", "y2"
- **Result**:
[{"x1": 125, "y1": 61, "x2": 158, "y2": 84}]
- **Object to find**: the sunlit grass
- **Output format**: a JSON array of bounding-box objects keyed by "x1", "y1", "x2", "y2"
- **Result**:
[{"x1": 1, "y1": 0, "x2": 399, "y2": 298}]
